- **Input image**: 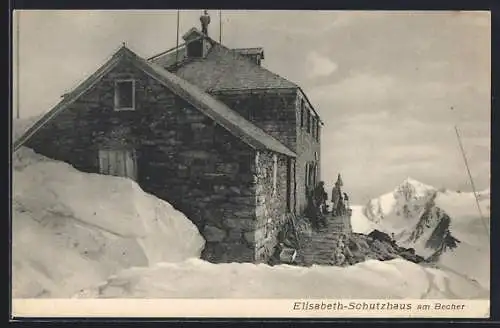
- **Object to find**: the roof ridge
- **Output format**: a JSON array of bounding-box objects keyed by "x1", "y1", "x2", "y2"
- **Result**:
[
  {"x1": 147, "y1": 42, "x2": 187, "y2": 61},
  {"x1": 139, "y1": 57, "x2": 296, "y2": 157},
  {"x1": 14, "y1": 45, "x2": 296, "y2": 158},
  {"x1": 212, "y1": 43, "x2": 298, "y2": 88}
]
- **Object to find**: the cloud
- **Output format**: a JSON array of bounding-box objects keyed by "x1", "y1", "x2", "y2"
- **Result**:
[
  {"x1": 320, "y1": 111, "x2": 490, "y2": 203},
  {"x1": 305, "y1": 51, "x2": 338, "y2": 78},
  {"x1": 308, "y1": 73, "x2": 395, "y2": 108},
  {"x1": 16, "y1": 11, "x2": 490, "y2": 204}
]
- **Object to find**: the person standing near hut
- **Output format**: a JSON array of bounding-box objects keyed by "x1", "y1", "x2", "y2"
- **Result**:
[
  {"x1": 314, "y1": 181, "x2": 328, "y2": 214},
  {"x1": 200, "y1": 10, "x2": 211, "y2": 35},
  {"x1": 343, "y1": 192, "x2": 349, "y2": 209},
  {"x1": 331, "y1": 174, "x2": 343, "y2": 216}
]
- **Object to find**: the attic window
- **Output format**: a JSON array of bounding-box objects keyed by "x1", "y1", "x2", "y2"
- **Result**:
[
  {"x1": 187, "y1": 40, "x2": 203, "y2": 58},
  {"x1": 114, "y1": 80, "x2": 135, "y2": 111}
]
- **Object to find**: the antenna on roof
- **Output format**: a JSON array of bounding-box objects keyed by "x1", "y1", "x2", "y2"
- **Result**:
[
  {"x1": 15, "y1": 11, "x2": 20, "y2": 119},
  {"x1": 219, "y1": 9, "x2": 222, "y2": 43},
  {"x1": 175, "y1": 9, "x2": 180, "y2": 65},
  {"x1": 450, "y1": 106, "x2": 490, "y2": 240}
]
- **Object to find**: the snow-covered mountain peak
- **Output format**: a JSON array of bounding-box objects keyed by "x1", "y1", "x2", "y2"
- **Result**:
[
  {"x1": 396, "y1": 177, "x2": 436, "y2": 201},
  {"x1": 355, "y1": 178, "x2": 490, "y2": 289}
]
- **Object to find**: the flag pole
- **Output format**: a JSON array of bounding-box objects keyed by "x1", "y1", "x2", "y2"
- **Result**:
[
  {"x1": 175, "y1": 10, "x2": 180, "y2": 64},
  {"x1": 219, "y1": 9, "x2": 222, "y2": 43},
  {"x1": 451, "y1": 106, "x2": 489, "y2": 239},
  {"x1": 16, "y1": 11, "x2": 20, "y2": 119}
]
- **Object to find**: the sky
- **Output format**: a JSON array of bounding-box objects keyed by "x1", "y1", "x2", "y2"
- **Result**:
[{"x1": 13, "y1": 10, "x2": 491, "y2": 204}]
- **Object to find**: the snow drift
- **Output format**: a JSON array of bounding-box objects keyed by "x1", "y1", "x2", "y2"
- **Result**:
[
  {"x1": 352, "y1": 178, "x2": 490, "y2": 289},
  {"x1": 76, "y1": 258, "x2": 487, "y2": 299},
  {"x1": 12, "y1": 146, "x2": 205, "y2": 298},
  {"x1": 12, "y1": 118, "x2": 488, "y2": 300}
]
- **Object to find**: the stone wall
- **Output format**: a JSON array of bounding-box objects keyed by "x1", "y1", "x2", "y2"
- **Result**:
[
  {"x1": 295, "y1": 92, "x2": 321, "y2": 214},
  {"x1": 212, "y1": 89, "x2": 321, "y2": 216},
  {"x1": 212, "y1": 89, "x2": 298, "y2": 152},
  {"x1": 25, "y1": 57, "x2": 265, "y2": 263},
  {"x1": 253, "y1": 150, "x2": 292, "y2": 262}
]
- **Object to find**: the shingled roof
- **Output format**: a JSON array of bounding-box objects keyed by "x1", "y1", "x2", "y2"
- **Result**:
[
  {"x1": 149, "y1": 34, "x2": 297, "y2": 92},
  {"x1": 147, "y1": 31, "x2": 323, "y2": 124},
  {"x1": 14, "y1": 46, "x2": 296, "y2": 158}
]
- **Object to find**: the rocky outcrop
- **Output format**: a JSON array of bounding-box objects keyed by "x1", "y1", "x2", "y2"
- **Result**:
[{"x1": 354, "y1": 230, "x2": 425, "y2": 264}]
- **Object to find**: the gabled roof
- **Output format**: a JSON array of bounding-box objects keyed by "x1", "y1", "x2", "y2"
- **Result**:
[
  {"x1": 173, "y1": 43, "x2": 297, "y2": 92},
  {"x1": 149, "y1": 30, "x2": 297, "y2": 92},
  {"x1": 148, "y1": 30, "x2": 323, "y2": 123},
  {"x1": 148, "y1": 43, "x2": 189, "y2": 69},
  {"x1": 14, "y1": 46, "x2": 296, "y2": 158}
]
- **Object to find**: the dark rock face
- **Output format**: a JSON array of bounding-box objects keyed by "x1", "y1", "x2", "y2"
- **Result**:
[
  {"x1": 368, "y1": 230, "x2": 393, "y2": 245},
  {"x1": 345, "y1": 233, "x2": 425, "y2": 265},
  {"x1": 406, "y1": 195, "x2": 461, "y2": 261}
]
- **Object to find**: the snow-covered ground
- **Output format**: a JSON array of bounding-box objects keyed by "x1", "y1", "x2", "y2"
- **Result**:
[
  {"x1": 12, "y1": 146, "x2": 205, "y2": 298},
  {"x1": 351, "y1": 178, "x2": 490, "y2": 290},
  {"x1": 434, "y1": 189, "x2": 490, "y2": 290},
  {"x1": 12, "y1": 119, "x2": 488, "y2": 299},
  {"x1": 76, "y1": 258, "x2": 487, "y2": 299}
]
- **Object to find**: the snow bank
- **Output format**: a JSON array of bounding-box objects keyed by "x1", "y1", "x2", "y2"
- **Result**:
[
  {"x1": 76, "y1": 258, "x2": 488, "y2": 299},
  {"x1": 12, "y1": 146, "x2": 205, "y2": 298},
  {"x1": 350, "y1": 205, "x2": 378, "y2": 234}
]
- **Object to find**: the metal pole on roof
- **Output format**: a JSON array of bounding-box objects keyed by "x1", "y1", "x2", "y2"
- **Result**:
[
  {"x1": 175, "y1": 10, "x2": 180, "y2": 64},
  {"x1": 16, "y1": 11, "x2": 20, "y2": 119},
  {"x1": 219, "y1": 9, "x2": 222, "y2": 43}
]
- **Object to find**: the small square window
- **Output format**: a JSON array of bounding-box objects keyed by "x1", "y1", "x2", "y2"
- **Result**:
[{"x1": 114, "y1": 80, "x2": 135, "y2": 110}]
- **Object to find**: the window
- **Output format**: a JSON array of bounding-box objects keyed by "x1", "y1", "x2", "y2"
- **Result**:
[
  {"x1": 272, "y1": 154, "x2": 278, "y2": 196},
  {"x1": 286, "y1": 158, "x2": 293, "y2": 212},
  {"x1": 114, "y1": 80, "x2": 135, "y2": 111},
  {"x1": 316, "y1": 121, "x2": 320, "y2": 141},
  {"x1": 300, "y1": 99, "x2": 305, "y2": 128},
  {"x1": 306, "y1": 110, "x2": 311, "y2": 133},
  {"x1": 305, "y1": 163, "x2": 309, "y2": 189},
  {"x1": 98, "y1": 149, "x2": 137, "y2": 180},
  {"x1": 312, "y1": 163, "x2": 318, "y2": 187},
  {"x1": 186, "y1": 40, "x2": 203, "y2": 58},
  {"x1": 311, "y1": 116, "x2": 316, "y2": 138}
]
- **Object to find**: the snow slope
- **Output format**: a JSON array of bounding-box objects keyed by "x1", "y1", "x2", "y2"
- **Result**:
[
  {"x1": 12, "y1": 147, "x2": 205, "y2": 298},
  {"x1": 12, "y1": 150, "x2": 487, "y2": 299},
  {"x1": 434, "y1": 189, "x2": 490, "y2": 289},
  {"x1": 351, "y1": 178, "x2": 490, "y2": 289},
  {"x1": 76, "y1": 258, "x2": 487, "y2": 299},
  {"x1": 12, "y1": 117, "x2": 488, "y2": 300}
]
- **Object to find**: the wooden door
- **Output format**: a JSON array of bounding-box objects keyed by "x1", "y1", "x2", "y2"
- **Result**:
[{"x1": 98, "y1": 149, "x2": 137, "y2": 181}]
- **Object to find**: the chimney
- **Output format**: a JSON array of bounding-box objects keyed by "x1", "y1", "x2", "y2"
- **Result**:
[{"x1": 200, "y1": 10, "x2": 210, "y2": 36}]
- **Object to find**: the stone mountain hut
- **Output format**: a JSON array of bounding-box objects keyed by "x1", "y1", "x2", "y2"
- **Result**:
[{"x1": 14, "y1": 14, "x2": 323, "y2": 263}]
